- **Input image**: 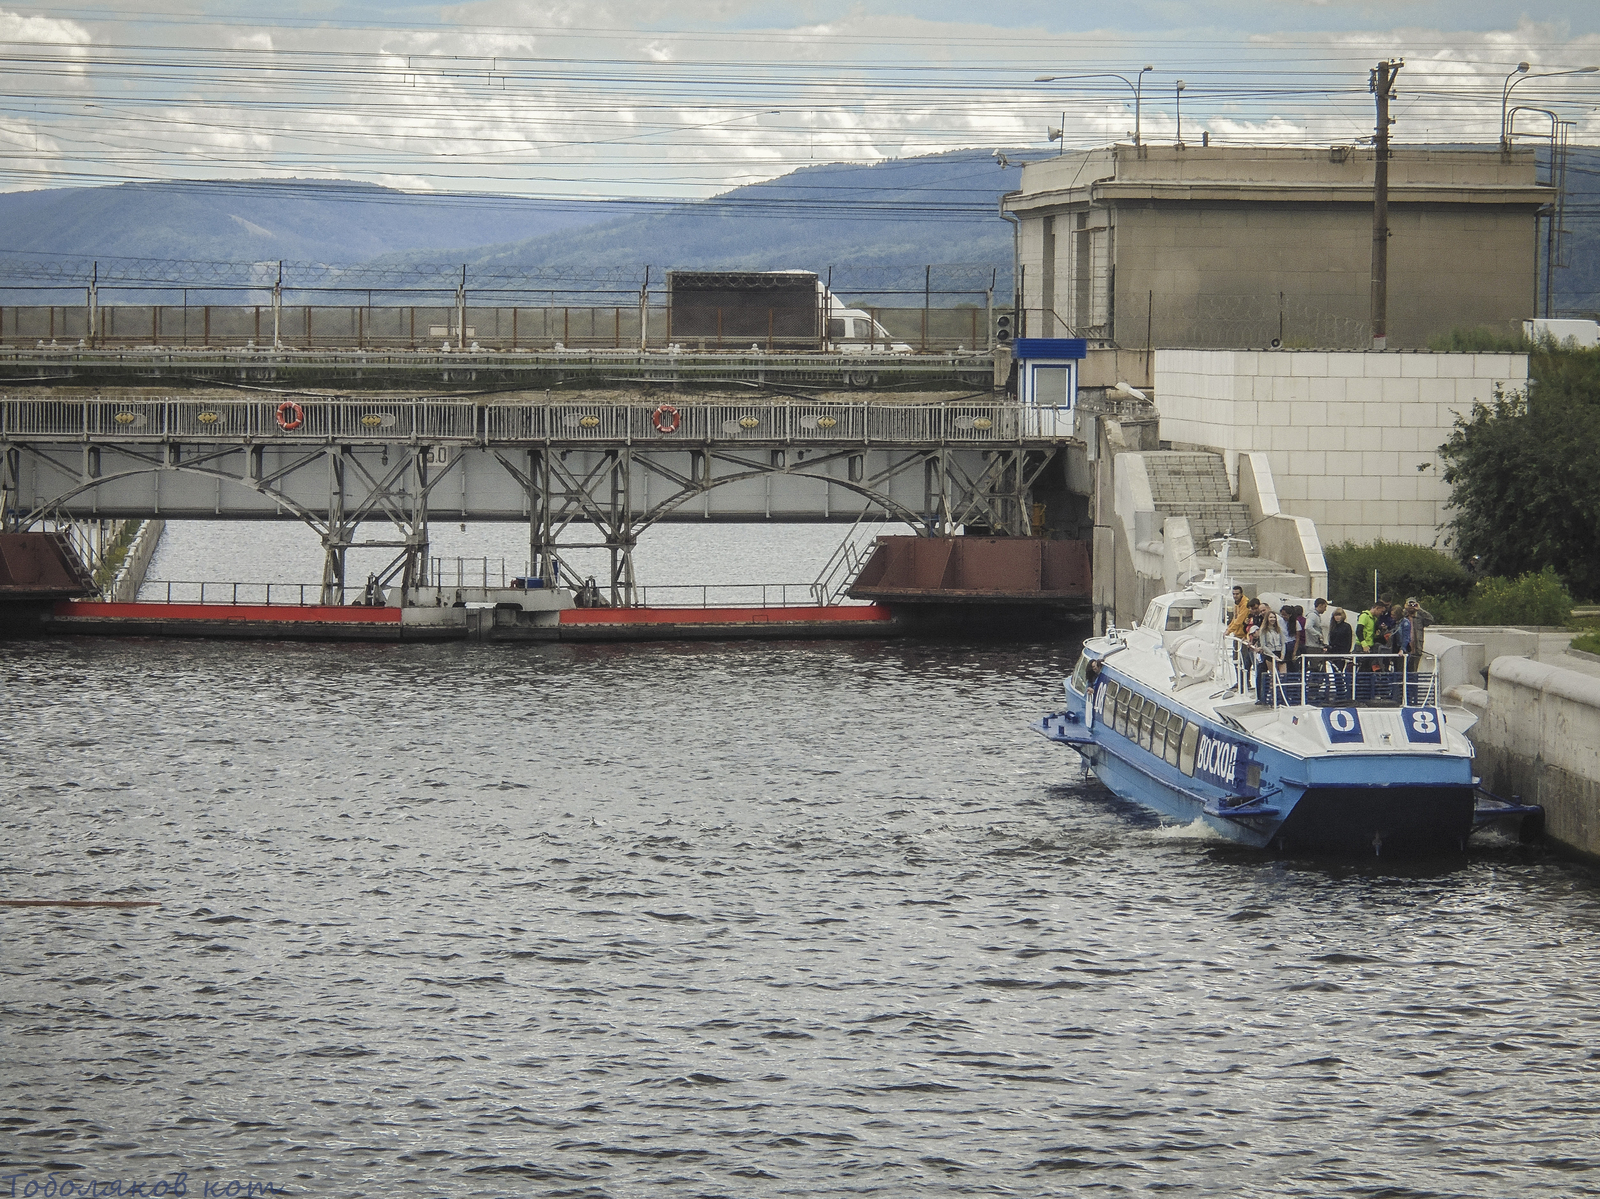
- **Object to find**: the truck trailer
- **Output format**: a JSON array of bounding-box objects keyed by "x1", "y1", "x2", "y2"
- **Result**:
[{"x1": 666, "y1": 270, "x2": 907, "y2": 352}]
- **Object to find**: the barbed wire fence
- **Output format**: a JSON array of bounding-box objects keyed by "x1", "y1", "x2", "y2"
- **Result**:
[
  {"x1": 0, "y1": 255, "x2": 1011, "y2": 308},
  {"x1": 1161, "y1": 293, "x2": 1372, "y2": 350},
  {"x1": 0, "y1": 258, "x2": 1016, "y2": 351}
]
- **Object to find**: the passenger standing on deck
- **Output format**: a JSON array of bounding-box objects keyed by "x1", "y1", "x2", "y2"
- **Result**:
[
  {"x1": 1306, "y1": 598, "x2": 1330, "y2": 652},
  {"x1": 1227, "y1": 585, "x2": 1249, "y2": 638},
  {"x1": 1226, "y1": 586, "x2": 1250, "y2": 674},
  {"x1": 1376, "y1": 599, "x2": 1397, "y2": 653},
  {"x1": 1357, "y1": 601, "x2": 1387, "y2": 658},
  {"x1": 1328, "y1": 607, "x2": 1355, "y2": 699},
  {"x1": 1259, "y1": 610, "x2": 1287, "y2": 669},
  {"x1": 1356, "y1": 603, "x2": 1376, "y2": 652},
  {"x1": 1279, "y1": 605, "x2": 1302, "y2": 668}
]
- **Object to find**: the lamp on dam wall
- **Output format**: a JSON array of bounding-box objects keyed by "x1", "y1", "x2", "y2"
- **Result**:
[
  {"x1": 1034, "y1": 67, "x2": 1155, "y2": 146},
  {"x1": 1500, "y1": 62, "x2": 1598, "y2": 151}
]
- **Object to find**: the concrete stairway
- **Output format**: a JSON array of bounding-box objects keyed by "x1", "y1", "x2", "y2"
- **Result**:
[
  {"x1": 1140, "y1": 451, "x2": 1302, "y2": 591},
  {"x1": 1109, "y1": 444, "x2": 1327, "y2": 627},
  {"x1": 1143, "y1": 451, "x2": 1256, "y2": 553}
]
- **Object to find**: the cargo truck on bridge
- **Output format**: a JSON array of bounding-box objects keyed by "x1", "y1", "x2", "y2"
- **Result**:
[{"x1": 666, "y1": 270, "x2": 908, "y2": 353}]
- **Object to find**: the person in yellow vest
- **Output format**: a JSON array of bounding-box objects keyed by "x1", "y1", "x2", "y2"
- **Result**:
[{"x1": 1226, "y1": 585, "x2": 1250, "y2": 639}]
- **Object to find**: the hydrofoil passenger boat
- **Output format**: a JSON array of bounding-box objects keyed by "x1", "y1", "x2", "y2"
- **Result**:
[{"x1": 1033, "y1": 544, "x2": 1540, "y2": 856}]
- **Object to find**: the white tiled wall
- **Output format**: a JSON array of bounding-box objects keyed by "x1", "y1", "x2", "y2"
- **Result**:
[{"x1": 1154, "y1": 350, "x2": 1527, "y2": 548}]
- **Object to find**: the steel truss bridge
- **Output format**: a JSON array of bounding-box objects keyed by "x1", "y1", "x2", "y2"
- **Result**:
[
  {"x1": 0, "y1": 347, "x2": 997, "y2": 391},
  {"x1": 2, "y1": 397, "x2": 1076, "y2": 605}
]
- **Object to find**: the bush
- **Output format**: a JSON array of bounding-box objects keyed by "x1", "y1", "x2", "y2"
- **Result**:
[
  {"x1": 1467, "y1": 567, "x2": 1575, "y2": 626},
  {"x1": 1429, "y1": 567, "x2": 1575, "y2": 627},
  {"x1": 1573, "y1": 630, "x2": 1600, "y2": 656},
  {"x1": 1325, "y1": 540, "x2": 1471, "y2": 610},
  {"x1": 1428, "y1": 327, "x2": 1532, "y2": 353}
]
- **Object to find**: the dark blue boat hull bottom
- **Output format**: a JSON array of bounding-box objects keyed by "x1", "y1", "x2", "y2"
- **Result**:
[
  {"x1": 1083, "y1": 746, "x2": 1479, "y2": 856},
  {"x1": 1272, "y1": 786, "x2": 1477, "y2": 857}
]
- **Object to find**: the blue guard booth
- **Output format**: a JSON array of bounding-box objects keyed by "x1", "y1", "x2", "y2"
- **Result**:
[
  {"x1": 1012, "y1": 337, "x2": 1087, "y2": 406},
  {"x1": 1011, "y1": 338, "x2": 1086, "y2": 437}
]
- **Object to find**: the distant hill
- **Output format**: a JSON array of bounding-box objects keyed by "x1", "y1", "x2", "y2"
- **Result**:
[
  {"x1": 1, "y1": 145, "x2": 1591, "y2": 316},
  {"x1": 364, "y1": 150, "x2": 1026, "y2": 301},
  {"x1": 0, "y1": 179, "x2": 623, "y2": 267},
  {"x1": 1548, "y1": 146, "x2": 1600, "y2": 318}
]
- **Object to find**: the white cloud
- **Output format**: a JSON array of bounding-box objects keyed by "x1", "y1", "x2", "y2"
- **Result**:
[{"x1": 2, "y1": 4, "x2": 1597, "y2": 197}]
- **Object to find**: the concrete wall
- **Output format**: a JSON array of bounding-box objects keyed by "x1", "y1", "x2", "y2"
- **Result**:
[
  {"x1": 112, "y1": 518, "x2": 164, "y2": 603},
  {"x1": 1007, "y1": 146, "x2": 1548, "y2": 350},
  {"x1": 1111, "y1": 202, "x2": 1535, "y2": 349},
  {"x1": 1473, "y1": 657, "x2": 1600, "y2": 859},
  {"x1": 1154, "y1": 349, "x2": 1528, "y2": 547}
]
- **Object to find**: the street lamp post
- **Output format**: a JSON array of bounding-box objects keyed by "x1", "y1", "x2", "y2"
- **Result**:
[
  {"x1": 1175, "y1": 80, "x2": 1187, "y2": 147},
  {"x1": 1035, "y1": 68, "x2": 1155, "y2": 146},
  {"x1": 1501, "y1": 64, "x2": 1598, "y2": 151},
  {"x1": 1134, "y1": 65, "x2": 1153, "y2": 146}
]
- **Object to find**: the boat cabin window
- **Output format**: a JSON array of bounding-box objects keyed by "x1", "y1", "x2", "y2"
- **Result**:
[
  {"x1": 1163, "y1": 717, "x2": 1183, "y2": 767},
  {"x1": 1165, "y1": 598, "x2": 1205, "y2": 632},
  {"x1": 1137, "y1": 698, "x2": 1156, "y2": 750},
  {"x1": 1150, "y1": 706, "x2": 1168, "y2": 754},
  {"x1": 1179, "y1": 722, "x2": 1200, "y2": 776},
  {"x1": 1116, "y1": 688, "x2": 1133, "y2": 736},
  {"x1": 1072, "y1": 655, "x2": 1090, "y2": 693},
  {"x1": 1141, "y1": 601, "x2": 1164, "y2": 631}
]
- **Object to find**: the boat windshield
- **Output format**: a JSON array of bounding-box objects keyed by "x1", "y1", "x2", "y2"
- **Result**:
[{"x1": 1165, "y1": 598, "x2": 1206, "y2": 632}]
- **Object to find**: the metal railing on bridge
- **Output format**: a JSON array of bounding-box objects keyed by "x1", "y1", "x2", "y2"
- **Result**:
[
  {"x1": 129, "y1": 578, "x2": 843, "y2": 609},
  {"x1": 1, "y1": 399, "x2": 1076, "y2": 445}
]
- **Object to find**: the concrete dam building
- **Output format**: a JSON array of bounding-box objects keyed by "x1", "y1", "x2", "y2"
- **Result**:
[{"x1": 1003, "y1": 145, "x2": 1552, "y2": 349}]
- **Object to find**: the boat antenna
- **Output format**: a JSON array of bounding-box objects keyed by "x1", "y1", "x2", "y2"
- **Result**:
[{"x1": 1210, "y1": 530, "x2": 1252, "y2": 684}]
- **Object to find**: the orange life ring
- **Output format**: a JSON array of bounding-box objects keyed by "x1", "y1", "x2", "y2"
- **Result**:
[
  {"x1": 652, "y1": 403, "x2": 680, "y2": 434},
  {"x1": 275, "y1": 400, "x2": 305, "y2": 431}
]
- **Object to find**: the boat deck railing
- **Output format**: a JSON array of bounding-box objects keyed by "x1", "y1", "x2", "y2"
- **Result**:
[{"x1": 1224, "y1": 639, "x2": 1438, "y2": 708}]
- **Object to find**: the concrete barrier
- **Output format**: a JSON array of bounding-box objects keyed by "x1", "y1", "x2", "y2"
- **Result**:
[
  {"x1": 1474, "y1": 656, "x2": 1600, "y2": 858},
  {"x1": 1427, "y1": 626, "x2": 1538, "y2": 691},
  {"x1": 112, "y1": 519, "x2": 165, "y2": 603}
]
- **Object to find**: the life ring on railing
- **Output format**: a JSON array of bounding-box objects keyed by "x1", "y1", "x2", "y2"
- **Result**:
[
  {"x1": 652, "y1": 404, "x2": 680, "y2": 434},
  {"x1": 275, "y1": 400, "x2": 305, "y2": 431}
]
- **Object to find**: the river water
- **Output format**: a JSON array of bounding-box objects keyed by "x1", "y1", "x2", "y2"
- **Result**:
[{"x1": 5, "y1": 525, "x2": 1600, "y2": 1198}]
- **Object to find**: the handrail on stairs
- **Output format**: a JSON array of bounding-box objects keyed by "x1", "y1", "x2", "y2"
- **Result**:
[{"x1": 812, "y1": 505, "x2": 889, "y2": 606}]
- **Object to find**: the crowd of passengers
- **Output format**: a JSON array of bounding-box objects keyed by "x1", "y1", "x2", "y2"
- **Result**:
[{"x1": 1224, "y1": 587, "x2": 1435, "y2": 693}]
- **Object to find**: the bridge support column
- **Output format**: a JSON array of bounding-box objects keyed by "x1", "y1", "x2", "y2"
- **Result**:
[
  {"x1": 320, "y1": 448, "x2": 347, "y2": 605},
  {"x1": 2, "y1": 446, "x2": 20, "y2": 530},
  {"x1": 400, "y1": 447, "x2": 430, "y2": 603},
  {"x1": 608, "y1": 449, "x2": 636, "y2": 607},
  {"x1": 528, "y1": 448, "x2": 556, "y2": 587}
]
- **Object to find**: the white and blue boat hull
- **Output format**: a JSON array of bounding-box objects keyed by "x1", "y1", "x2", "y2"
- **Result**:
[{"x1": 1035, "y1": 670, "x2": 1479, "y2": 856}]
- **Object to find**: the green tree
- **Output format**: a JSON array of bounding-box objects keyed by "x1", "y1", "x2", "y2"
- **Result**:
[{"x1": 1440, "y1": 347, "x2": 1600, "y2": 600}]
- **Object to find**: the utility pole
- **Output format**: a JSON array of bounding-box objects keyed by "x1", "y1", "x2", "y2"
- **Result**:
[
  {"x1": 1369, "y1": 58, "x2": 1402, "y2": 350},
  {"x1": 456, "y1": 265, "x2": 467, "y2": 351}
]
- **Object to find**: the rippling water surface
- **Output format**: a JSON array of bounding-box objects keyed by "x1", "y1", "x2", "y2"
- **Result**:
[{"x1": 7, "y1": 564, "x2": 1600, "y2": 1196}]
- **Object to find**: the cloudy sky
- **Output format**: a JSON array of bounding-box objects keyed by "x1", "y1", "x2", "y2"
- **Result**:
[{"x1": 2, "y1": 0, "x2": 1598, "y2": 199}]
